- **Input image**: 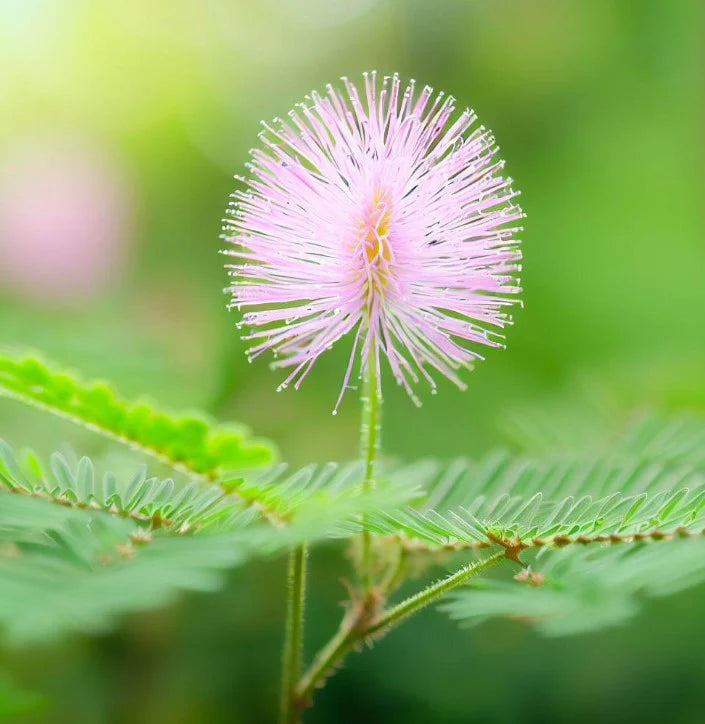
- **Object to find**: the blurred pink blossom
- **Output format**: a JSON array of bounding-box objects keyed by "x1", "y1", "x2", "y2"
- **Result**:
[{"x1": 0, "y1": 137, "x2": 132, "y2": 304}]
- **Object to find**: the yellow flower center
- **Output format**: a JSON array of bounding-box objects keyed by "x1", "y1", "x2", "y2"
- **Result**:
[
  {"x1": 363, "y1": 190, "x2": 392, "y2": 263},
  {"x1": 357, "y1": 189, "x2": 393, "y2": 301}
]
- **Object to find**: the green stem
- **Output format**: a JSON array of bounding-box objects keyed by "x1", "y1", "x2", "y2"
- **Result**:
[
  {"x1": 280, "y1": 545, "x2": 308, "y2": 724},
  {"x1": 294, "y1": 608, "x2": 360, "y2": 708},
  {"x1": 295, "y1": 551, "x2": 504, "y2": 706},
  {"x1": 359, "y1": 345, "x2": 381, "y2": 589},
  {"x1": 366, "y1": 551, "x2": 505, "y2": 637}
]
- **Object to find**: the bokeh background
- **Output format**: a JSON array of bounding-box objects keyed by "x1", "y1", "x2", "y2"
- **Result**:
[{"x1": 1, "y1": 0, "x2": 704, "y2": 721}]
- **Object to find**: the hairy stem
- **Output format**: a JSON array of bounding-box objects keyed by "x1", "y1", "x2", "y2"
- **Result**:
[
  {"x1": 359, "y1": 345, "x2": 381, "y2": 589},
  {"x1": 294, "y1": 607, "x2": 361, "y2": 708},
  {"x1": 280, "y1": 545, "x2": 308, "y2": 724},
  {"x1": 366, "y1": 551, "x2": 505, "y2": 637},
  {"x1": 295, "y1": 550, "x2": 504, "y2": 707}
]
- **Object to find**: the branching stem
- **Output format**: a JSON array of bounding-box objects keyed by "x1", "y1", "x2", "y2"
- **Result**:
[
  {"x1": 280, "y1": 545, "x2": 308, "y2": 724},
  {"x1": 295, "y1": 550, "x2": 505, "y2": 709}
]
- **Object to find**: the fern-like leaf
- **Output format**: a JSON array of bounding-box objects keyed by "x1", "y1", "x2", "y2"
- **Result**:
[
  {"x1": 361, "y1": 414, "x2": 705, "y2": 634},
  {"x1": 370, "y1": 448, "x2": 705, "y2": 553},
  {"x1": 441, "y1": 538, "x2": 705, "y2": 635},
  {"x1": 0, "y1": 441, "x2": 414, "y2": 644},
  {"x1": 0, "y1": 350, "x2": 275, "y2": 477},
  {"x1": 0, "y1": 440, "x2": 243, "y2": 534}
]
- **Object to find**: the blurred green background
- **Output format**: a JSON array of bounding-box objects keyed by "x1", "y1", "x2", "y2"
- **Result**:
[{"x1": 1, "y1": 0, "x2": 704, "y2": 721}]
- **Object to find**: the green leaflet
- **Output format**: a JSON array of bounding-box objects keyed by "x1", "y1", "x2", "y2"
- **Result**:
[
  {"x1": 355, "y1": 413, "x2": 705, "y2": 636},
  {"x1": 0, "y1": 440, "x2": 245, "y2": 534},
  {"x1": 367, "y1": 454, "x2": 705, "y2": 551},
  {"x1": 0, "y1": 440, "x2": 415, "y2": 644},
  {"x1": 0, "y1": 521, "x2": 255, "y2": 644},
  {"x1": 0, "y1": 440, "x2": 416, "y2": 540},
  {"x1": 0, "y1": 350, "x2": 276, "y2": 476},
  {"x1": 617, "y1": 412, "x2": 705, "y2": 470},
  {"x1": 4, "y1": 406, "x2": 705, "y2": 644},
  {"x1": 441, "y1": 538, "x2": 705, "y2": 636}
]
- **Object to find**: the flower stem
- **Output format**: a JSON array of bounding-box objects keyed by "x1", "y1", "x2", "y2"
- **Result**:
[
  {"x1": 280, "y1": 545, "x2": 308, "y2": 724},
  {"x1": 295, "y1": 550, "x2": 504, "y2": 707},
  {"x1": 359, "y1": 345, "x2": 381, "y2": 589}
]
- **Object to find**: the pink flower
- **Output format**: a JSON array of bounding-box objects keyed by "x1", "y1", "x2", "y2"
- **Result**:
[{"x1": 224, "y1": 72, "x2": 523, "y2": 410}]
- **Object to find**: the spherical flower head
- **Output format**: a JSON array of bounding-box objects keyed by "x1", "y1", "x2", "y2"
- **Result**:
[{"x1": 223, "y1": 72, "x2": 524, "y2": 411}]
